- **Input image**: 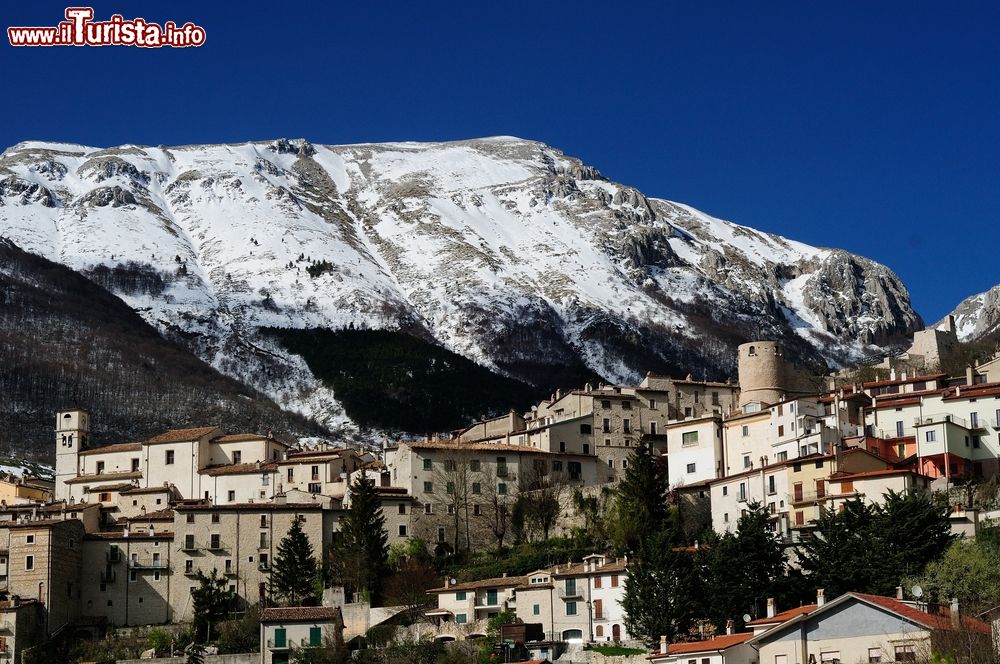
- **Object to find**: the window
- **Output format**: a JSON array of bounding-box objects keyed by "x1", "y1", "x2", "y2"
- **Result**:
[
  {"x1": 722, "y1": 485, "x2": 728, "y2": 496},
  {"x1": 623, "y1": 418, "x2": 631, "y2": 433},
  {"x1": 622, "y1": 400, "x2": 632, "y2": 410},
  {"x1": 926, "y1": 430, "x2": 937, "y2": 442},
  {"x1": 424, "y1": 503, "x2": 432, "y2": 515},
  {"x1": 533, "y1": 604, "x2": 540, "y2": 615},
  {"x1": 971, "y1": 412, "x2": 980, "y2": 428},
  {"x1": 96, "y1": 461, "x2": 105, "y2": 474},
  {"x1": 311, "y1": 465, "x2": 320, "y2": 480},
  {"x1": 423, "y1": 458, "x2": 432, "y2": 470},
  {"x1": 649, "y1": 421, "x2": 657, "y2": 435},
  {"x1": 777, "y1": 425, "x2": 785, "y2": 437},
  {"x1": 682, "y1": 431, "x2": 698, "y2": 446},
  {"x1": 210, "y1": 534, "x2": 221, "y2": 549},
  {"x1": 583, "y1": 443, "x2": 590, "y2": 455},
  {"x1": 212, "y1": 513, "x2": 220, "y2": 523},
  {"x1": 602, "y1": 400, "x2": 611, "y2": 409},
  {"x1": 896, "y1": 420, "x2": 904, "y2": 437},
  {"x1": 894, "y1": 645, "x2": 915, "y2": 661},
  {"x1": 455, "y1": 613, "x2": 467, "y2": 624},
  {"x1": 309, "y1": 626, "x2": 322, "y2": 647},
  {"x1": 423, "y1": 481, "x2": 433, "y2": 493},
  {"x1": 609, "y1": 460, "x2": 615, "y2": 470},
  {"x1": 398, "y1": 524, "x2": 407, "y2": 537},
  {"x1": 470, "y1": 460, "x2": 481, "y2": 471},
  {"x1": 444, "y1": 459, "x2": 456, "y2": 472},
  {"x1": 743, "y1": 455, "x2": 751, "y2": 469},
  {"x1": 165, "y1": 450, "x2": 175, "y2": 465},
  {"x1": 25, "y1": 555, "x2": 33, "y2": 570},
  {"x1": 472, "y1": 482, "x2": 481, "y2": 494},
  {"x1": 259, "y1": 532, "x2": 268, "y2": 548},
  {"x1": 649, "y1": 399, "x2": 657, "y2": 409},
  {"x1": 498, "y1": 483, "x2": 507, "y2": 495},
  {"x1": 487, "y1": 590, "x2": 498, "y2": 605},
  {"x1": 768, "y1": 475, "x2": 776, "y2": 494},
  {"x1": 580, "y1": 423, "x2": 592, "y2": 434},
  {"x1": 594, "y1": 575, "x2": 602, "y2": 589},
  {"x1": 867, "y1": 648, "x2": 882, "y2": 663},
  {"x1": 227, "y1": 490, "x2": 235, "y2": 502},
  {"x1": 712, "y1": 391, "x2": 720, "y2": 406},
  {"x1": 233, "y1": 451, "x2": 242, "y2": 464},
  {"x1": 602, "y1": 418, "x2": 611, "y2": 432},
  {"x1": 456, "y1": 591, "x2": 467, "y2": 601},
  {"x1": 496, "y1": 457, "x2": 508, "y2": 477},
  {"x1": 566, "y1": 601, "x2": 577, "y2": 616},
  {"x1": 185, "y1": 534, "x2": 196, "y2": 550},
  {"x1": 260, "y1": 515, "x2": 268, "y2": 527},
  {"x1": 739, "y1": 483, "x2": 747, "y2": 501},
  {"x1": 185, "y1": 560, "x2": 194, "y2": 572},
  {"x1": 610, "y1": 574, "x2": 619, "y2": 587},
  {"x1": 559, "y1": 441, "x2": 566, "y2": 453},
  {"x1": 742, "y1": 425, "x2": 749, "y2": 437},
  {"x1": 686, "y1": 463, "x2": 695, "y2": 473},
  {"x1": 474, "y1": 504, "x2": 481, "y2": 516},
  {"x1": 398, "y1": 504, "x2": 406, "y2": 515},
  {"x1": 287, "y1": 468, "x2": 294, "y2": 482},
  {"x1": 446, "y1": 482, "x2": 455, "y2": 495}
]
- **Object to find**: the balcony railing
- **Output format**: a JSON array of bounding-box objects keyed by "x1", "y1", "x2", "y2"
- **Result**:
[
  {"x1": 183, "y1": 568, "x2": 199, "y2": 577},
  {"x1": 205, "y1": 541, "x2": 228, "y2": 552},
  {"x1": 558, "y1": 587, "x2": 583, "y2": 600},
  {"x1": 181, "y1": 541, "x2": 201, "y2": 552},
  {"x1": 128, "y1": 560, "x2": 167, "y2": 569},
  {"x1": 100, "y1": 570, "x2": 116, "y2": 583},
  {"x1": 915, "y1": 414, "x2": 968, "y2": 429},
  {"x1": 788, "y1": 490, "x2": 827, "y2": 504}
]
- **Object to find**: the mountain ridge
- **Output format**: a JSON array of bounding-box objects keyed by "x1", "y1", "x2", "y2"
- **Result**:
[{"x1": 0, "y1": 136, "x2": 922, "y2": 434}]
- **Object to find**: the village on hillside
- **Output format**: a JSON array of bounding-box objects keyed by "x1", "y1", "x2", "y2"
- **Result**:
[{"x1": 2, "y1": 318, "x2": 1000, "y2": 664}]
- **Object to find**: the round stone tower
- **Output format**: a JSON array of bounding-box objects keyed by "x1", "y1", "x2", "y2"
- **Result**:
[{"x1": 737, "y1": 341, "x2": 789, "y2": 407}]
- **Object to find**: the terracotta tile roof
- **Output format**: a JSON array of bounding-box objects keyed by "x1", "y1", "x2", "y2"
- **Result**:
[
  {"x1": 747, "y1": 604, "x2": 817, "y2": 626},
  {"x1": 200, "y1": 462, "x2": 278, "y2": 476},
  {"x1": 146, "y1": 426, "x2": 219, "y2": 444},
  {"x1": 429, "y1": 575, "x2": 524, "y2": 593},
  {"x1": 287, "y1": 447, "x2": 353, "y2": 459},
  {"x1": 863, "y1": 373, "x2": 946, "y2": 388},
  {"x1": 83, "y1": 482, "x2": 136, "y2": 493},
  {"x1": 79, "y1": 442, "x2": 142, "y2": 456},
  {"x1": 260, "y1": 606, "x2": 342, "y2": 622},
  {"x1": 944, "y1": 383, "x2": 1000, "y2": 401},
  {"x1": 211, "y1": 433, "x2": 277, "y2": 443},
  {"x1": 127, "y1": 508, "x2": 175, "y2": 521},
  {"x1": 64, "y1": 471, "x2": 142, "y2": 485},
  {"x1": 872, "y1": 398, "x2": 922, "y2": 409},
  {"x1": 662, "y1": 632, "x2": 752, "y2": 655},
  {"x1": 552, "y1": 559, "x2": 627, "y2": 577},
  {"x1": 852, "y1": 593, "x2": 991, "y2": 634},
  {"x1": 398, "y1": 440, "x2": 558, "y2": 454},
  {"x1": 121, "y1": 485, "x2": 174, "y2": 495}
]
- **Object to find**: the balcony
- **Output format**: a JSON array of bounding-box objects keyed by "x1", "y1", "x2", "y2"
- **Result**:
[
  {"x1": 181, "y1": 541, "x2": 201, "y2": 552},
  {"x1": 915, "y1": 414, "x2": 968, "y2": 429},
  {"x1": 100, "y1": 570, "x2": 117, "y2": 583},
  {"x1": 789, "y1": 490, "x2": 827, "y2": 505},
  {"x1": 474, "y1": 597, "x2": 502, "y2": 609},
  {"x1": 258, "y1": 562, "x2": 271, "y2": 572},
  {"x1": 128, "y1": 560, "x2": 167, "y2": 570},
  {"x1": 205, "y1": 541, "x2": 229, "y2": 552},
  {"x1": 183, "y1": 568, "x2": 199, "y2": 577},
  {"x1": 267, "y1": 638, "x2": 291, "y2": 650},
  {"x1": 558, "y1": 586, "x2": 583, "y2": 600}
]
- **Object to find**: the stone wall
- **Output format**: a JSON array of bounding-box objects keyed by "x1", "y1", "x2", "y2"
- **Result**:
[{"x1": 117, "y1": 654, "x2": 257, "y2": 664}]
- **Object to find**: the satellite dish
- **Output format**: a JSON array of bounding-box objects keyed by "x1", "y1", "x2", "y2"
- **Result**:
[
  {"x1": 742, "y1": 614, "x2": 752, "y2": 623},
  {"x1": 911, "y1": 585, "x2": 923, "y2": 598}
]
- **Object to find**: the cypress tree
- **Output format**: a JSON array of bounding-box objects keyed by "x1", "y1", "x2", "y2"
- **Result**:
[{"x1": 270, "y1": 516, "x2": 320, "y2": 606}]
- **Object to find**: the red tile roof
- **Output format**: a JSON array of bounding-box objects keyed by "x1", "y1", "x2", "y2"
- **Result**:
[
  {"x1": 146, "y1": 426, "x2": 219, "y2": 444},
  {"x1": 260, "y1": 606, "x2": 342, "y2": 622},
  {"x1": 747, "y1": 604, "x2": 817, "y2": 626},
  {"x1": 64, "y1": 471, "x2": 142, "y2": 485},
  {"x1": 212, "y1": 433, "x2": 279, "y2": 444},
  {"x1": 863, "y1": 373, "x2": 946, "y2": 388},
  {"x1": 79, "y1": 442, "x2": 142, "y2": 456},
  {"x1": 852, "y1": 593, "x2": 991, "y2": 634},
  {"x1": 832, "y1": 468, "x2": 927, "y2": 481},
  {"x1": 200, "y1": 462, "x2": 277, "y2": 476},
  {"x1": 662, "y1": 632, "x2": 752, "y2": 655}
]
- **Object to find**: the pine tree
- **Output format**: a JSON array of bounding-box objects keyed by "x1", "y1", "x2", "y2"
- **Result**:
[
  {"x1": 328, "y1": 474, "x2": 389, "y2": 603},
  {"x1": 611, "y1": 441, "x2": 670, "y2": 552},
  {"x1": 191, "y1": 569, "x2": 234, "y2": 642},
  {"x1": 270, "y1": 516, "x2": 320, "y2": 606}
]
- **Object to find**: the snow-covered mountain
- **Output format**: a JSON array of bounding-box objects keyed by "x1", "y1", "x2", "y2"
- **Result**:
[
  {"x1": 0, "y1": 137, "x2": 921, "y2": 431},
  {"x1": 942, "y1": 284, "x2": 1000, "y2": 342}
]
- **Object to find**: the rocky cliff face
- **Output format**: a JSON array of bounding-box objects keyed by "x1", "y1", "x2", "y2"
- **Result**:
[
  {"x1": 0, "y1": 137, "x2": 922, "y2": 432},
  {"x1": 942, "y1": 284, "x2": 1000, "y2": 342}
]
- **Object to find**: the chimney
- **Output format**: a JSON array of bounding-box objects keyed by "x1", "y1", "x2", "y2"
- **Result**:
[
  {"x1": 725, "y1": 619, "x2": 734, "y2": 635},
  {"x1": 766, "y1": 598, "x2": 776, "y2": 618},
  {"x1": 896, "y1": 586, "x2": 904, "y2": 600},
  {"x1": 659, "y1": 636, "x2": 667, "y2": 654},
  {"x1": 817, "y1": 589, "x2": 825, "y2": 607},
  {"x1": 966, "y1": 366, "x2": 975, "y2": 386},
  {"x1": 950, "y1": 598, "x2": 960, "y2": 628}
]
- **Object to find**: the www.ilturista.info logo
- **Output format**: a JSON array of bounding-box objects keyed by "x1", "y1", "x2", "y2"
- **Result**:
[{"x1": 8, "y1": 7, "x2": 206, "y2": 47}]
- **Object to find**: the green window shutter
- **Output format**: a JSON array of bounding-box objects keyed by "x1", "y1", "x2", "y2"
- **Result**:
[
  {"x1": 456, "y1": 591, "x2": 466, "y2": 601},
  {"x1": 310, "y1": 626, "x2": 321, "y2": 646},
  {"x1": 533, "y1": 604, "x2": 540, "y2": 615},
  {"x1": 274, "y1": 627, "x2": 286, "y2": 648}
]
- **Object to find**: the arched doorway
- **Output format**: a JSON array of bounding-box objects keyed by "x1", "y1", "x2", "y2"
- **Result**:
[{"x1": 612, "y1": 624, "x2": 621, "y2": 641}]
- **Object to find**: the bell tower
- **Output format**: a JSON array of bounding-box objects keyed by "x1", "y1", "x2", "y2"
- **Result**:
[{"x1": 55, "y1": 408, "x2": 89, "y2": 501}]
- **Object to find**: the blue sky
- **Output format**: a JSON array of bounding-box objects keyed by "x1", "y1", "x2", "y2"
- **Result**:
[{"x1": 3, "y1": 1, "x2": 998, "y2": 322}]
